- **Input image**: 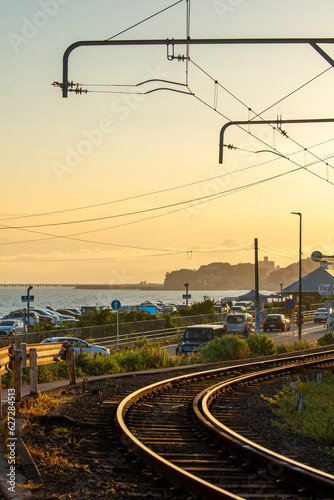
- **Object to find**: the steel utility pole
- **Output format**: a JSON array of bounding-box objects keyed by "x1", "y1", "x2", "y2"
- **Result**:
[
  {"x1": 219, "y1": 118, "x2": 334, "y2": 163},
  {"x1": 292, "y1": 212, "x2": 302, "y2": 341},
  {"x1": 254, "y1": 238, "x2": 260, "y2": 334},
  {"x1": 57, "y1": 38, "x2": 334, "y2": 98}
]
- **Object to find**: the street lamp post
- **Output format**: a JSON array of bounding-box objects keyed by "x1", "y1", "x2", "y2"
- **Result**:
[
  {"x1": 280, "y1": 283, "x2": 283, "y2": 302},
  {"x1": 291, "y1": 212, "x2": 302, "y2": 340}
]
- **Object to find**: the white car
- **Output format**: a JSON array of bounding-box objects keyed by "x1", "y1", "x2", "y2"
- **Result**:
[
  {"x1": 0, "y1": 319, "x2": 25, "y2": 336},
  {"x1": 41, "y1": 337, "x2": 110, "y2": 356},
  {"x1": 313, "y1": 308, "x2": 332, "y2": 323}
]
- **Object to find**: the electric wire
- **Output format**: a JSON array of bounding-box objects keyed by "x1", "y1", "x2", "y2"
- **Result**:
[
  {"x1": 252, "y1": 66, "x2": 333, "y2": 119},
  {"x1": 186, "y1": 58, "x2": 334, "y2": 179},
  {"x1": 105, "y1": 0, "x2": 184, "y2": 41},
  {"x1": 0, "y1": 161, "x2": 310, "y2": 231}
]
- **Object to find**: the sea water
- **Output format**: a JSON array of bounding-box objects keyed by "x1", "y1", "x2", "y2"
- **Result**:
[{"x1": 0, "y1": 287, "x2": 261, "y2": 317}]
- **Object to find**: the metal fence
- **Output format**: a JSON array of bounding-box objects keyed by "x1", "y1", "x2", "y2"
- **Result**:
[
  {"x1": 0, "y1": 313, "x2": 225, "y2": 350},
  {"x1": 0, "y1": 306, "x2": 325, "y2": 351}
]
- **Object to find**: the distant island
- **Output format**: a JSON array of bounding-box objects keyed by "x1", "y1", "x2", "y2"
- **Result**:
[{"x1": 75, "y1": 256, "x2": 318, "y2": 292}]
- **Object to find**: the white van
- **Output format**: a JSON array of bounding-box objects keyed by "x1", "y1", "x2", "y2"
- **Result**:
[{"x1": 224, "y1": 313, "x2": 254, "y2": 337}]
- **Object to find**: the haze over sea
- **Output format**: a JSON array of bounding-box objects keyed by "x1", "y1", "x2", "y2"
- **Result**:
[{"x1": 0, "y1": 287, "x2": 272, "y2": 318}]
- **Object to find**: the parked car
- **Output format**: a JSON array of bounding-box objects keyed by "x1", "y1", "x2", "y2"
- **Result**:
[
  {"x1": 10, "y1": 309, "x2": 55, "y2": 325},
  {"x1": 263, "y1": 314, "x2": 291, "y2": 332},
  {"x1": 41, "y1": 337, "x2": 110, "y2": 355},
  {"x1": 56, "y1": 308, "x2": 81, "y2": 319},
  {"x1": 31, "y1": 308, "x2": 66, "y2": 326},
  {"x1": 175, "y1": 324, "x2": 225, "y2": 355},
  {"x1": 224, "y1": 313, "x2": 254, "y2": 337},
  {"x1": 3, "y1": 310, "x2": 40, "y2": 326},
  {"x1": 46, "y1": 306, "x2": 78, "y2": 323},
  {"x1": 0, "y1": 319, "x2": 25, "y2": 336},
  {"x1": 313, "y1": 308, "x2": 332, "y2": 323}
]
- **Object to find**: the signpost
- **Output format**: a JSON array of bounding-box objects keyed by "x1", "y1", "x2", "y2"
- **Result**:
[
  {"x1": 285, "y1": 299, "x2": 296, "y2": 347},
  {"x1": 111, "y1": 300, "x2": 121, "y2": 349},
  {"x1": 22, "y1": 285, "x2": 33, "y2": 335},
  {"x1": 21, "y1": 295, "x2": 34, "y2": 302}
]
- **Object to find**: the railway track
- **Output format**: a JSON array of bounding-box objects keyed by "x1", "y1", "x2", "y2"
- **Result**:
[{"x1": 117, "y1": 349, "x2": 334, "y2": 500}]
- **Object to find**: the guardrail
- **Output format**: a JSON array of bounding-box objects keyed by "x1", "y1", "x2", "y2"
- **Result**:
[{"x1": 0, "y1": 341, "x2": 76, "y2": 416}]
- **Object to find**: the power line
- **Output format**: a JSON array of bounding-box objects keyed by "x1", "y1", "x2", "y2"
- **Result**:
[{"x1": 105, "y1": 0, "x2": 184, "y2": 41}]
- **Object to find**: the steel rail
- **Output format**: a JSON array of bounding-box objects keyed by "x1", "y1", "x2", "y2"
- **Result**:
[
  {"x1": 117, "y1": 349, "x2": 334, "y2": 499},
  {"x1": 196, "y1": 357, "x2": 334, "y2": 498}
]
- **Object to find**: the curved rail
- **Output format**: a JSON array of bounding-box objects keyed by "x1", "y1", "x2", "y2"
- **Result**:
[
  {"x1": 195, "y1": 357, "x2": 334, "y2": 498},
  {"x1": 116, "y1": 349, "x2": 334, "y2": 499}
]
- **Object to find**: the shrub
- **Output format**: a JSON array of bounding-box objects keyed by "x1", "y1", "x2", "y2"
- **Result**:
[
  {"x1": 246, "y1": 334, "x2": 277, "y2": 356},
  {"x1": 318, "y1": 332, "x2": 334, "y2": 346},
  {"x1": 200, "y1": 335, "x2": 250, "y2": 363}
]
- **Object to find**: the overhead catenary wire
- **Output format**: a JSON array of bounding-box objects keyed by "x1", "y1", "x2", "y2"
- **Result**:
[{"x1": 105, "y1": 0, "x2": 184, "y2": 41}]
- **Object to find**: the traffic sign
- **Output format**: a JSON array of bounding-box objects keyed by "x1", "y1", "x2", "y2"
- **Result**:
[
  {"x1": 311, "y1": 250, "x2": 323, "y2": 262},
  {"x1": 284, "y1": 298, "x2": 295, "y2": 310},
  {"x1": 21, "y1": 295, "x2": 34, "y2": 302},
  {"x1": 324, "y1": 300, "x2": 333, "y2": 311},
  {"x1": 111, "y1": 299, "x2": 121, "y2": 310},
  {"x1": 183, "y1": 294, "x2": 191, "y2": 299}
]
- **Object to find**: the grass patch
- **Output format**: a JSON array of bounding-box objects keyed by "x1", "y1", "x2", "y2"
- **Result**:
[
  {"x1": 262, "y1": 372, "x2": 334, "y2": 455},
  {"x1": 0, "y1": 332, "x2": 329, "y2": 389}
]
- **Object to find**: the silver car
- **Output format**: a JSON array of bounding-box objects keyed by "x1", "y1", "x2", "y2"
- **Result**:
[
  {"x1": 224, "y1": 313, "x2": 254, "y2": 337},
  {"x1": 0, "y1": 319, "x2": 25, "y2": 336}
]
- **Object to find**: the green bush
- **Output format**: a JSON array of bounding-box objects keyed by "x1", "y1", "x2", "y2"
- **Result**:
[
  {"x1": 246, "y1": 334, "x2": 277, "y2": 356},
  {"x1": 318, "y1": 332, "x2": 334, "y2": 346},
  {"x1": 200, "y1": 335, "x2": 250, "y2": 363}
]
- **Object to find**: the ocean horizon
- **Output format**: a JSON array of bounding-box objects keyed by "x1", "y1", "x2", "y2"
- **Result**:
[{"x1": 0, "y1": 286, "x2": 275, "y2": 318}]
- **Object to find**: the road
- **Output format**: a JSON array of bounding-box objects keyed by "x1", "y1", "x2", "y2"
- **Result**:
[{"x1": 164, "y1": 322, "x2": 328, "y2": 357}]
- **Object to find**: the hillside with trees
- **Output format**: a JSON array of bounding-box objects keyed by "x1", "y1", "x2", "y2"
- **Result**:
[{"x1": 164, "y1": 258, "x2": 318, "y2": 291}]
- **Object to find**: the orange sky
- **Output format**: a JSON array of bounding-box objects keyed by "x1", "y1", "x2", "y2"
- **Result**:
[{"x1": 1, "y1": 0, "x2": 334, "y2": 283}]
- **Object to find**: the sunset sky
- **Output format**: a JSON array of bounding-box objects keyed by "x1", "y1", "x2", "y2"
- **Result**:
[{"x1": 2, "y1": 0, "x2": 334, "y2": 284}]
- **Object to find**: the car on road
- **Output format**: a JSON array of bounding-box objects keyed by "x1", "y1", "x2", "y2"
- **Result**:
[
  {"x1": 0, "y1": 319, "x2": 25, "y2": 336},
  {"x1": 263, "y1": 314, "x2": 291, "y2": 332},
  {"x1": 41, "y1": 337, "x2": 110, "y2": 356},
  {"x1": 313, "y1": 308, "x2": 332, "y2": 323},
  {"x1": 224, "y1": 313, "x2": 254, "y2": 337},
  {"x1": 175, "y1": 324, "x2": 225, "y2": 355},
  {"x1": 233, "y1": 301, "x2": 252, "y2": 311},
  {"x1": 230, "y1": 305, "x2": 247, "y2": 313}
]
